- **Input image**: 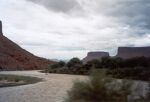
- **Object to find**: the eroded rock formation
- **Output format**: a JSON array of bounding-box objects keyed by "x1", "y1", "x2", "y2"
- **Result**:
[
  {"x1": 0, "y1": 21, "x2": 2, "y2": 35},
  {"x1": 82, "y1": 52, "x2": 109, "y2": 63},
  {"x1": 116, "y1": 47, "x2": 150, "y2": 59},
  {"x1": 0, "y1": 21, "x2": 54, "y2": 70}
]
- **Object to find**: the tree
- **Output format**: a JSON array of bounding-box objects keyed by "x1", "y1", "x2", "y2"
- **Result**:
[
  {"x1": 67, "y1": 57, "x2": 82, "y2": 68},
  {"x1": 58, "y1": 61, "x2": 66, "y2": 67},
  {"x1": 87, "y1": 59, "x2": 102, "y2": 69},
  {"x1": 50, "y1": 63, "x2": 59, "y2": 69},
  {"x1": 101, "y1": 57, "x2": 112, "y2": 68}
]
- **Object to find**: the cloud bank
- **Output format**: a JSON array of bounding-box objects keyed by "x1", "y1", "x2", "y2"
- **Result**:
[{"x1": 0, "y1": 0, "x2": 150, "y2": 59}]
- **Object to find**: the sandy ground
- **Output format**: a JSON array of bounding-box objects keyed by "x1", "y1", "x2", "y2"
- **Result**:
[
  {"x1": 0, "y1": 71, "x2": 87, "y2": 102},
  {"x1": 0, "y1": 71, "x2": 149, "y2": 102}
]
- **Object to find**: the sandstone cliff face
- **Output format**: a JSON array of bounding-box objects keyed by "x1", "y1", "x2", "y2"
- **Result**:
[
  {"x1": 0, "y1": 21, "x2": 54, "y2": 70},
  {"x1": 116, "y1": 47, "x2": 150, "y2": 59},
  {"x1": 82, "y1": 52, "x2": 109, "y2": 63}
]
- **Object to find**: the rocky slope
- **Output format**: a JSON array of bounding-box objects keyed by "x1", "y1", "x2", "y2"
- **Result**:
[
  {"x1": 0, "y1": 21, "x2": 54, "y2": 70},
  {"x1": 82, "y1": 52, "x2": 109, "y2": 63}
]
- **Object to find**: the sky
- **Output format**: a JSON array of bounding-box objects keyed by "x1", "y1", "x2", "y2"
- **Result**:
[{"x1": 0, "y1": 0, "x2": 150, "y2": 60}]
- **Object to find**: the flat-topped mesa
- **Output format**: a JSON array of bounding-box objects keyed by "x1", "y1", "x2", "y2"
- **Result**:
[
  {"x1": 82, "y1": 51, "x2": 109, "y2": 63},
  {"x1": 0, "y1": 21, "x2": 3, "y2": 35},
  {"x1": 116, "y1": 46, "x2": 150, "y2": 59}
]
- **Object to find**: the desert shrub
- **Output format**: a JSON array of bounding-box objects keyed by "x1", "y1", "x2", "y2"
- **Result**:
[
  {"x1": 88, "y1": 56, "x2": 150, "y2": 69},
  {"x1": 48, "y1": 61, "x2": 66, "y2": 72},
  {"x1": 51, "y1": 61, "x2": 66, "y2": 69},
  {"x1": 47, "y1": 57, "x2": 150, "y2": 80},
  {"x1": 86, "y1": 59, "x2": 102, "y2": 69},
  {"x1": 107, "y1": 67, "x2": 150, "y2": 81},
  {"x1": 64, "y1": 70, "x2": 132, "y2": 102},
  {"x1": 146, "y1": 83, "x2": 150, "y2": 100},
  {"x1": 123, "y1": 57, "x2": 150, "y2": 68}
]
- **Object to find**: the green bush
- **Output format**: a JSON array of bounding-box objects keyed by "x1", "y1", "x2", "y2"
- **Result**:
[
  {"x1": 64, "y1": 70, "x2": 132, "y2": 102},
  {"x1": 107, "y1": 67, "x2": 150, "y2": 81}
]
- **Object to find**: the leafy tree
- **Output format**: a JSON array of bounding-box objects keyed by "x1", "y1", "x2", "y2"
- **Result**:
[
  {"x1": 67, "y1": 57, "x2": 82, "y2": 68},
  {"x1": 87, "y1": 59, "x2": 102, "y2": 69},
  {"x1": 58, "y1": 61, "x2": 66, "y2": 67},
  {"x1": 101, "y1": 57, "x2": 113, "y2": 68},
  {"x1": 50, "y1": 63, "x2": 59, "y2": 69},
  {"x1": 49, "y1": 61, "x2": 66, "y2": 69}
]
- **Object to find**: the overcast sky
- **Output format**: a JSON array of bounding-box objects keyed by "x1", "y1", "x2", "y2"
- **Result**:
[{"x1": 0, "y1": 0, "x2": 150, "y2": 60}]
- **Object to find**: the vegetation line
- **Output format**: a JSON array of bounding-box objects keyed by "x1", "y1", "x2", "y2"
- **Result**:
[{"x1": 46, "y1": 57, "x2": 150, "y2": 81}]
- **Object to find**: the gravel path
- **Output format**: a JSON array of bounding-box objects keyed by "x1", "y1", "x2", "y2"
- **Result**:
[{"x1": 0, "y1": 71, "x2": 87, "y2": 102}]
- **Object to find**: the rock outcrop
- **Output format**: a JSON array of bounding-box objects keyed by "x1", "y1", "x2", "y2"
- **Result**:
[
  {"x1": 116, "y1": 47, "x2": 150, "y2": 59},
  {"x1": 0, "y1": 21, "x2": 54, "y2": 70},
  {"x1": 0, "y1": 21, "x2": 3, "y2": 35},
  {"x1": 82, "y1": 52, "x2": 109, "y2": 63}
]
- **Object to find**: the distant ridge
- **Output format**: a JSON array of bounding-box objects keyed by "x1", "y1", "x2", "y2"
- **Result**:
[{"x1": 0, "y1": 21, "x2": 54, "y2": 70}]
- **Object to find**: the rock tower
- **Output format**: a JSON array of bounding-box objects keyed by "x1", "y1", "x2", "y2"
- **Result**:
[{"x1": 0, "y1": 20, "x2": 3, "y2": 35}]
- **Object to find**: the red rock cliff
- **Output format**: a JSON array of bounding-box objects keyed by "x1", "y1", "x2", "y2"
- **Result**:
[{"x1": 0, "y1": 21, "x2": 54, "y2": 70}]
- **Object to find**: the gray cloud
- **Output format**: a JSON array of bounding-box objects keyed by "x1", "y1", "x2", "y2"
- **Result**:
[
  {"x1": 28, "y1": 0, "x2": 79, "y2": 12},
  {"x1": 29, "y1": 0, "x2": 150, "y2": 33},
  {"x1": 0, "y1": 0, "x2": 150, "y2": 59},
  {"x1": 107, "y1": 0, "x2": 150, "y2": 30},
  {"x1": 19, "y1": 42, "x2": 48, "y2": 46}
]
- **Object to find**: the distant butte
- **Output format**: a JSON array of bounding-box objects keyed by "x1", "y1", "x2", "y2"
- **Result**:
[
  {"x1": 116, "y1": 46, "x2": 150, "y2": 59},
  {"x1": 83, "y1": 46, "x2": 150, "y2": 63},
  {"x1": 82, "y1": 52, "x2": 109, "y2": 63}
]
